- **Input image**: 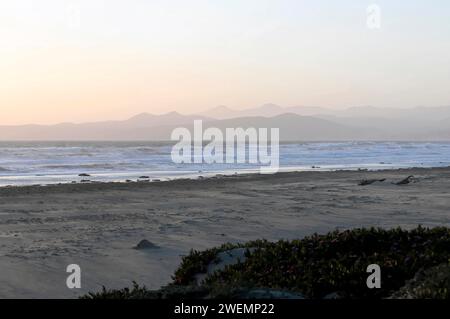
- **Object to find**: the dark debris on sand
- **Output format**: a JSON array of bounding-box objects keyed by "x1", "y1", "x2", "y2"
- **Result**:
[{"x1": 134, "y1": 239, "x2": 159, "y2": 250}]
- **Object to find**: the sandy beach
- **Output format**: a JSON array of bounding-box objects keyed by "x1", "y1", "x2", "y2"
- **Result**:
[{"x1": 0, "y1": 167, "x2": 449, "y2": 298}]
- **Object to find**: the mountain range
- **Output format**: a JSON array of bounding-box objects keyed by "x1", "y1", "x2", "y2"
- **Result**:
[{"x1": 1, "y1": 104, "x2": 450, "y2": 141}]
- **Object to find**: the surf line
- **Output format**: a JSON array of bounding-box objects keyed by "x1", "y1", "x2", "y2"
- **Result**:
[{"x1": 171, "y1": 120, "x2": 279, "y2": 174}]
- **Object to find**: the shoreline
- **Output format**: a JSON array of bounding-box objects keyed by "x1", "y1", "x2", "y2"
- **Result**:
[{"x1": 1, "y1": 164, "x2": 449, "y2": 191}]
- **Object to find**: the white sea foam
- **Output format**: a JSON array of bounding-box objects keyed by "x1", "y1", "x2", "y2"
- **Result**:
[{"x1": 0, "y1": 141, "x2": 449, "y2": 186}]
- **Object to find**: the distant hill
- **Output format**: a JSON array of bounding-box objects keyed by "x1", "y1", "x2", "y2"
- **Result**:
[
  {"x1": 0, "y1": 113, "x2": 368, "y2": 141},
  {"x1": 197, "y1": 105, "x2": 239, "y2": 119},
  {"x1": 1, "y1": 106, "x2": 450, "y2": 141},
  {"x1": 125, "y1": 111, "x2": 211, "y2": 127},
  {"x1": 0, "y1": 112, "x2": 211, "y2": 140},
  {"x1": 195, "y1": 104, "x2": 450, "y2": 141},
  {"x1": 199, "y1": 103, "x2": 331, "y2": 119},
  {"x1": 205, "y1": 113, "x2": 371, "y2": 141},
  {"x1": 199, "y1": 104, "x2": 450, "y2": 121}
]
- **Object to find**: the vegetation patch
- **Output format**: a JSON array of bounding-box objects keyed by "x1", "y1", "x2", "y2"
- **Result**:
[
  {"x1": 83, "y1": 226, "x2": 450, "y2": 299},
  {"x1": 390, "y1": 263, "x2": 450, "y2": 299}
]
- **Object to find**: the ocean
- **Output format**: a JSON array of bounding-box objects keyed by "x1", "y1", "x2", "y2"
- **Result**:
[{"x1": 0, "y1": 141, "x2": 449, "y2": 187}]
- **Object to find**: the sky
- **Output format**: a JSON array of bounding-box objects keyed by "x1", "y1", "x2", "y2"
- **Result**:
[{"x1": 0, "y1": 0, "x2": 450, "y2": 125}]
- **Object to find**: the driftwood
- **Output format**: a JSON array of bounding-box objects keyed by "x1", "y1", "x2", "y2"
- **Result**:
[
  {"x1": 395, "y1": 175, "x2": 415, "y2": 185},
  {"x1": 358, "y1": 178, "x2": 386, "y2": 186}
]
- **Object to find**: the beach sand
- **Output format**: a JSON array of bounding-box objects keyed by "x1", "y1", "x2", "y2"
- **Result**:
[{"x1": 0, "y1": 167, "x2": 449, "y2": 298}]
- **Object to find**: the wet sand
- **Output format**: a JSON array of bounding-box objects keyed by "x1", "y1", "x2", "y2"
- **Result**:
[{"x1": 0, "y1": 167, "x2": 449, "y2": 298}]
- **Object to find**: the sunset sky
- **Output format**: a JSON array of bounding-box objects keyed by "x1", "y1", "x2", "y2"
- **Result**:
[{"x1": 1, "y1": 0, "x2": 450, "y2": 125}]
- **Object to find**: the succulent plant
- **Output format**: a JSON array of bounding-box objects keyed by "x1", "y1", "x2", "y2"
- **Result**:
[{"x1": 83, "y1": 226, "x2": 450, "y2": 299}]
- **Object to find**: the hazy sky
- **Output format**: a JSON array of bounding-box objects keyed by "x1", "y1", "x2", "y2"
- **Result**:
[{"x1": 1, "y1": 0, "x2": 450, "y2": 124}]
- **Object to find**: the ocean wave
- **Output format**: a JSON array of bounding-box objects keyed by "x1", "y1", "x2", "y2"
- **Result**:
[{"x1": 40, "y1": 163, "x2": 137, "y2": 170}]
